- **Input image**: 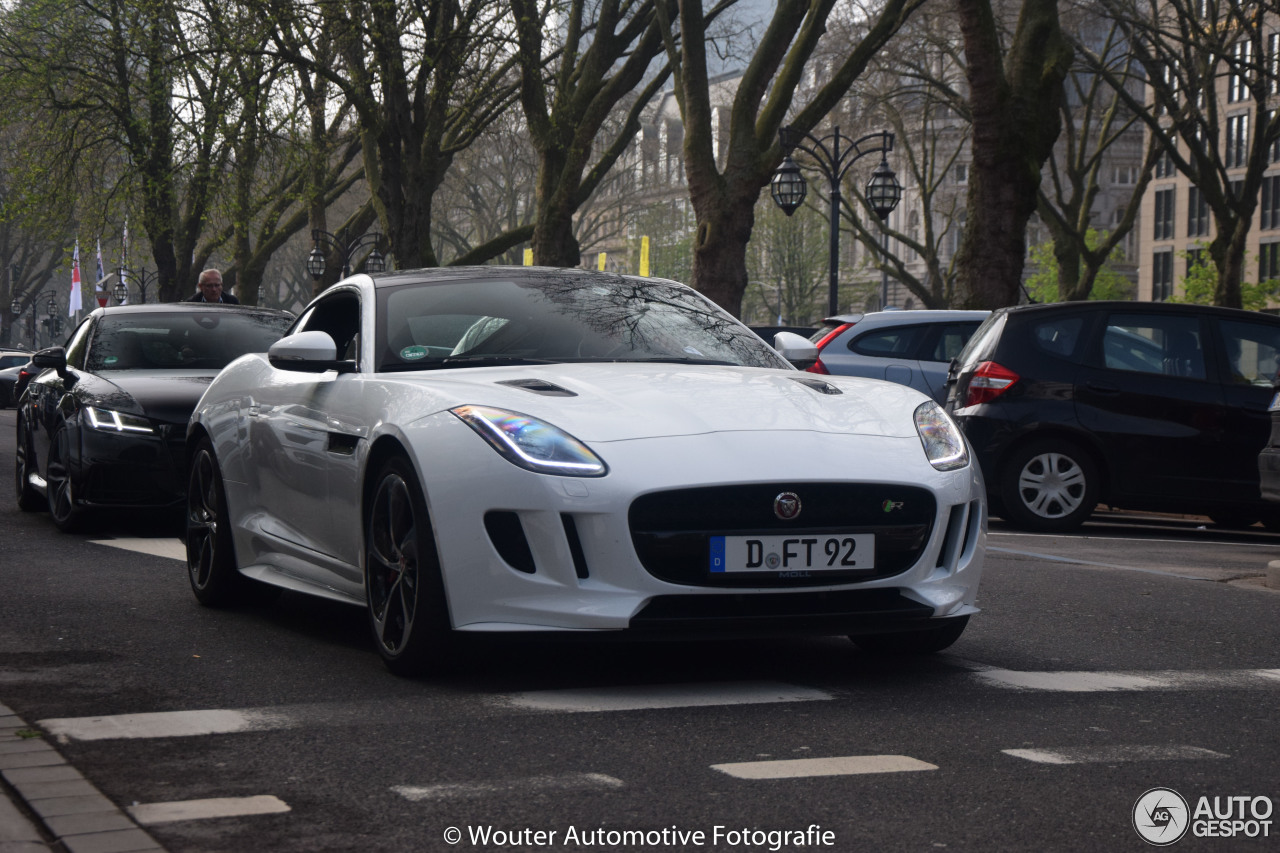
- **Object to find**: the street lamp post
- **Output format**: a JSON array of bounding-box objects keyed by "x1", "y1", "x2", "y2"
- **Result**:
[
  {"x1": 770, "y1": 126, "x2": 903, "y2": 318},
  {"x1": 115, "y1": 267, "x2": 157, "y2": 304},
  {"x1": 306, "y1": 229, "x2": 387, "y2": 282}
]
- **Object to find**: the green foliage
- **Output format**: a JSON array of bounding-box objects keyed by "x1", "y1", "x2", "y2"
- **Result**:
[
  {"x1": 1171, "y1": 248, "x2": 1280, "y2": 310},
  {"x1": 1025, "y1": 229, "x2": 1133, "y2": 302}
]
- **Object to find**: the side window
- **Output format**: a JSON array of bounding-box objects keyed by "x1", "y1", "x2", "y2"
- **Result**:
[
  {"x1": 64, "y1": 317, "x2": 95, "y2": 368},
  {"x1": 1218, "y1": 319, "x2": 1280, "y2": 386},
  {"x1": 1103, "y1": 314, "x2": 1204, "y2": 379},
  {"x1": 849, "y1": 326, "x2": 922, "y2": 357},
  {"x1": 927, "y1": 322, "x2": 981, "y2": 362},
  {"x1": 1032, "y1": 316, "x2": 1084, "y2": 358},
  {"x1": 296, "y1": 292, "x2": 361, "y2": 362}
]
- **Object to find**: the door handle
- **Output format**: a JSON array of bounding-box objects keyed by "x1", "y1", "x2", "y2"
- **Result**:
[{"x1": 1085, "y1": 381, "x2": 1120, "y2": 394}]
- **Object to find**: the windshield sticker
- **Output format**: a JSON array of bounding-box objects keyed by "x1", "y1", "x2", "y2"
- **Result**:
[
  {"x1": 103, "y1": 356, "x2": 118, "y2": 365},
  {"x1": 400, "y1": 346, "x2": 428, "y2": 361}
]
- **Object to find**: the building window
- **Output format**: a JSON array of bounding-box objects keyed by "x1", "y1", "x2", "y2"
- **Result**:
[
  {"x1": 1156, "y1": 61, "x2": 1179, "y2": 115},
  {"x1": 1187, "y1": 248, "x2": 1205, "y2": 278},
  {"x1": 1154, "y1": 188, "x2": 1175, "y2": 240},
  {"x1": 1263, "y1": 175, "x2": 1280, "y2": 230},
  {"x1": 1229, "y1": 40, "x2": 1251, "y2": 103},
  {"x1": 1153, "y1": 250, "x2": 1174, "y2": 301},
  {"x1": 1187, "y1": 186, "x2": 1209, "y2": 237},
  {"x1": 953, "y1": 163, "x2": 968, "y2": 185},
  {"x1": 1113, "y1": 165, "x2": 1137, "y2": 185},
  {"x1": 1270, "y1": 110, "x2": 1280, "y2": 164},
  {"x1": 1271, "y1": 34, "x2": 1280, "y2": 96},
  {"x1": 1226, "y1": 114, "x2": 1249, "y2": 168},
  {"x1": 1262, "y1": 243, "x2": 1280, "y2": 282}
]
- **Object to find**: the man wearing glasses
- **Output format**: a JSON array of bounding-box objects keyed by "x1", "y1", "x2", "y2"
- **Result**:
[{"x1": 186, "y1": 269, "x2": 240, "y2": 304}]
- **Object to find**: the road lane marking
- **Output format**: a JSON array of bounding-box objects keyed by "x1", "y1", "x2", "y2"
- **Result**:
[
  {"x1": 711, "y1": 755, "x2": 937, "y2": 779},
  {"x1": 38, "y1": 709, "x2": 293, "y2": 742},
  {"x1": 89, "y1": 538, "x2": 186, "y2": 561},
  {"x1": 393, "y1": 773, "x2": 623, "y2": 801},
  {"x1": 501, "y1": 682, "x2": 831, "y2": 712},
  {"x1": 127, "y1": 795, "x2": 290, "y2": 824},
  {"x1": 976, "y1": 668, "x2": 1280, "y2": 692},
  {"x1": 987, "y1": 546, "x2": 1210, "y2": 579},
  {"x1": 1003, "y1": 745, "x2": 1228, "y2": 764}
]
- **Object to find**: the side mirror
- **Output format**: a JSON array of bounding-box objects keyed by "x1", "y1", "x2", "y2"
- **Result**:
[
  {"x1": 32, "y1": 346, "x2": 73, "y2": 383},
  {"x1": 268, "y1": 331, "x2": 355, "y2": 374},
  {"x1": 772, "y1": 331, "x2": 819, "y2": 370}
]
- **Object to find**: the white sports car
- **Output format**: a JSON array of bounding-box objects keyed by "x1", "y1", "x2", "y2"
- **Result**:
[{"x1": 186, "y1": 267, "x2": 986, "y2": 674}]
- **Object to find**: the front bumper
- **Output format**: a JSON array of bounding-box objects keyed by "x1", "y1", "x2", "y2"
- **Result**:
[{"x1": 75, "y1": 423, "x2": 187, "y2": 509}]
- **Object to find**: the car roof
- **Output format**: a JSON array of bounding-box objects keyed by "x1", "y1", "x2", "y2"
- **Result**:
[
  {"x1": 823, "y1": 309, "x2": 990, "y2": 325},
  {"x1": 86, "y1": 303, "x2": 294, "y2": 319},
  {"x1": 365, "y1": 265, "x2": 685, "y2": 290},
  {"x1": 996, "y1": 300, "x2": 1280, "y2": 323}
]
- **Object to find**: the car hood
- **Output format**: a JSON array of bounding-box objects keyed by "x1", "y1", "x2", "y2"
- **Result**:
[
  {"x1": 77, "y1": 370, "x2": 217, "y2": 426},
  {"x1": 394, "y1": 363, "x2": 930, "y2": 442}
]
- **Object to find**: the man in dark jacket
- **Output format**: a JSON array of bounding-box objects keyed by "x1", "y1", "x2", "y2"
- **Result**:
[{"x1": 186, "y1": 269, "x2": 239, "y2": 304}]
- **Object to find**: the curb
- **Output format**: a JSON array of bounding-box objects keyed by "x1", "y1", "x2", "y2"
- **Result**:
[
  {"x1": 0, "y1": 702, "x2": 165, "y2": 853},
  {"x1": 1268, "y1": 560, "x2": 1280, "y2": 590}
]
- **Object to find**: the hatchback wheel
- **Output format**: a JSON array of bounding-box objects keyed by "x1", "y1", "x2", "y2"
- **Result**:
[
  {"x1": 999, "y1": 439, "x2": 1098, "y2": 532},
  {"x1": 852, "y1": 616, "x2": 969, "y2": 654},
  {"x1": 14, "y1": 415, "x2": 44, "y2": 512},
  {"x1": 186, "y1": 439, "x2": 245, "y2": 606},
  {"x1": 365, "y1": 456, "x2": 452, "y2": 676}
]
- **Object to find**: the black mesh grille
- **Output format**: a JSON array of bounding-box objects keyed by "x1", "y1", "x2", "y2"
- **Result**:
[
  {"x1": 629, "y1": 483, "x2": 935, "y2": 588},
  {"x1": 630, "y1": 588, "x2": 934, "y2": 633}
]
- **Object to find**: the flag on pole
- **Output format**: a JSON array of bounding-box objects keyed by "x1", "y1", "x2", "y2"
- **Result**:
[
  {"x1": 120, "y1": 220, "x2": 130, "y2": 304},
  {"x1": 95, "y1": 239, "x2": 107, "y2": 307},
  {"x1": 69, "y1": 240, "x2": 82, "y2": 317}
]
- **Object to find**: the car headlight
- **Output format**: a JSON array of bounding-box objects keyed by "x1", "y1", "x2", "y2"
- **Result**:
[
  {"x1": 914, "y1": 400, "x2": 968, "y2": 471},
  {"x1": 84, "y1": 406, "x2": 156, "y2": 434},
  {"x1": 452, "y1": 405, "x2": 607, "y2": 477}
]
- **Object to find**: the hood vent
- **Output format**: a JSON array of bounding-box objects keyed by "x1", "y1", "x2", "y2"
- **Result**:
[
  {"x1": 496, "y1": 378, "x2": 577, "y2": 397},
  {"x1": 791, "y1": 376, "x2": 842, "y2": 395}
]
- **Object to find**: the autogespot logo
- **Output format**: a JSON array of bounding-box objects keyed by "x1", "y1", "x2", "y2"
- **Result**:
[{"x1": 1134, "y1": 788, "x2": 1190, "y2": 846}]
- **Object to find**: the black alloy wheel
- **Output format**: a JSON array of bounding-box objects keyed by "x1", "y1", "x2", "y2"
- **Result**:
[
  {"x1": 852, "y1": 615, "x2": 970, "y2": 654},
  {"x1": 46, "y1": 426, "x2": 82, "y2": 532},
  {"x1": 999, "y1": 439, "x2": 1099, "y2": 533},
  {"x1": 365, "y1": 455, "x2": 451, "y2": 676},
  {"x1": 14, "y1": 415, "x2": 44, "y2": 511},
  {"x1": 186, "y1": 438, "x2": 245, "y2": 606}
]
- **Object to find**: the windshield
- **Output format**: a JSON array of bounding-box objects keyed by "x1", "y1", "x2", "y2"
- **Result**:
[
  {"x1": 85, "y1": 311, "x2": 293, "y2": 372},
  {"x1": 375, "y1": 275, "x2": 791, "y2": 372}
]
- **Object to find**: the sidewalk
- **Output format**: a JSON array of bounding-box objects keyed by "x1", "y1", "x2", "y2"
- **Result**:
[{"x1": 0, "y1": 701, "x2": 165, "y2": 853}]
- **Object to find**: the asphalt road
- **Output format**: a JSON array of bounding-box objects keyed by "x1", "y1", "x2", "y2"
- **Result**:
[{"x1": 1, "y1": 407, "x2": 1279, "y2": 852}]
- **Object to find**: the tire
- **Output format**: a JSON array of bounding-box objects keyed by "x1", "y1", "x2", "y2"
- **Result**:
[
  {"x1": 46, "y1": 425, "x2": 83, "y2": 533},
  {"x1": 998, "y1": 439, "x2": 1098, "y2": 533},
  {"x1": 186, "y1": 439, "x2": 246, "y2": 606},
  {"x1": 852, "y1": 615, "x2": 970, "y2": 654},
  {"x1": 14, "y1": 415, "x2": 44, "y2": 512},
  {"x1": 364, "y1": 455, "x2": 452, "y2": 676}
]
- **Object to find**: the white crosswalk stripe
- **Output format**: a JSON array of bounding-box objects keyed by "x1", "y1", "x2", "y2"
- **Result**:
[
  {"x1": 711, "y1": 755, "x2": 937, "y2": 779},
  {"x1": 38, "y1": 709, "x2": 294, "y2": 742},
  {"x1": 976, "y1": 668, "x2": 1280, "y2": 692},
  {"x1": 1002, "y1": 745, "x2": 1229, "y2": 764},
  {"x1": 393, "y1": 773, "x2": 624, "y2": 801},
  {"x1": 128, "y1": 795, "x2": 291, "y2": 825}
]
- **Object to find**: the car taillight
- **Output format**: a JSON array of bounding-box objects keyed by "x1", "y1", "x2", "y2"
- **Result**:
[
  {"x1": 964, "y1": 361, "x2": 1019, "y2": 407},
  {"x1": 805, "y1": 359, "x2": 830, "y2": 375},
  {"x1": 812, "y1": 323, "x2": 852, "y2": 352}
]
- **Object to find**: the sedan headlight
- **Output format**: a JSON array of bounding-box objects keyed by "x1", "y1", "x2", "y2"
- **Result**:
[
  {"x1": 84, "y1": 406, "x2": 156, "y2": 434},
  {"x1": 452, "y1": 405, "x2": 607, "y2": 477},
  {"x1": 914, "y1": 400, "x2": 968, "y2": 471}
]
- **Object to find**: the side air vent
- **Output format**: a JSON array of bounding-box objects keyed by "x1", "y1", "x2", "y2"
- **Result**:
[
  {"x1": 561, "y1": 514, "x2": 590, "y2": 579},
  {"x1": 484, "y1": 511, "x2": 536, "y2": 573},
  {"x1": 496, "y1": 378, "x2": 577, "y2": 397},
  {"x1": 791, "y1": 376, "x2": 842, "y2": 395}
]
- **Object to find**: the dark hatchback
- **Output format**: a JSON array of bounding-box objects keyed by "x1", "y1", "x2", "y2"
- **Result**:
[
  {"x1": 15, "y1": 303, "x2": 294, "y2": 531},
  {"x1": 946, "y1": 301, "x2": 1280, "y2": 532}
]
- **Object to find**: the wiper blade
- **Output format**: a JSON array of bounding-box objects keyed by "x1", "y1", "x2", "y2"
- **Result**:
[
  {"x1": 620, "y1": 356, "x2": 737, "y2": 366},
  {"x1": 438, "y1": 355, "x2": 562, "y2": 368}
]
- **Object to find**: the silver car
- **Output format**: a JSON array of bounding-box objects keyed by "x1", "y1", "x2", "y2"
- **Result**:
[{"x1": 807, "y1": 310, "x2": 990, "y2": 404}]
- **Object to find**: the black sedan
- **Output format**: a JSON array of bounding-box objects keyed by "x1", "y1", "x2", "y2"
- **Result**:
[{"x1": 15, "y1": 303, "x2": 293, "y2": 531}]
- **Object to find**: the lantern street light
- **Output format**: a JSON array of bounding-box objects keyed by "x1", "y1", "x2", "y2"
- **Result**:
[
  {"x1": 770, "y1": 126, "x2": 902, "y2": 317},
  {"x1": 115, "y1": 267, "x2": 157, "y2": 304},
  {"x1": 306, "y1": 229, "x2": 387, "y2": 281}
]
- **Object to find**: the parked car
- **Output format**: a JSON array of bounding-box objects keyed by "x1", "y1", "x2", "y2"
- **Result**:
[
  {"x1": 0, "y1": 350, "x2": 33, "y2": 407},
  {"x1": 186, "y1": 267, "x2": 986, "y2": 674},
  {"x1": 1257, "y1": 378, "x2": 1280, "y2": 502},
  {"x1": 807, "y1": 310, "x2": 990, "y2": 404},
  {"x1": 946, "y1": 300, "x2": 1280, "y2": 532},
  {"x1": 15, "y1": 304, "x2": 294, "y2": 531}
]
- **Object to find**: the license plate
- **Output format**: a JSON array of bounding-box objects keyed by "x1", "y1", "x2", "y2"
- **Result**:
[{"x1": 709, "y1": 534, "x2": 875, "y2": 573}]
